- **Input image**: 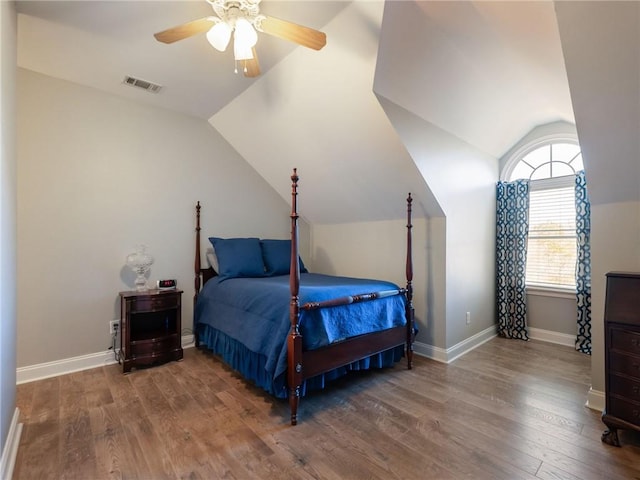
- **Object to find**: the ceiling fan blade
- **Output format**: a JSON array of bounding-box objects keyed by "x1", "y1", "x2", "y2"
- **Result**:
[
  {"x1": 154, "y1": 17, "x2": 215, "y2": 44},
  {"x1": 259, "y1": 15, "x2": 326, "y2": 50},
  {"x1": 243, "y1": 48, "x2": 261, "y2": 77}
]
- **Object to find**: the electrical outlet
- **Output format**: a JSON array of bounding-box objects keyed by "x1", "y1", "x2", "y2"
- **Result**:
[
  {"x1": 109, "y1": 320, "x2": 119, "y2": 335},
  {"x1": 465, "y1": 312, "x2": 471, "y2": 325}
]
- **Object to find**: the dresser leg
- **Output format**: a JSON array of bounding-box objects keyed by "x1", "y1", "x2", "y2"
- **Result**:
[{"x1": 601, "y1": 427, "x2": 621, "y2": 447}]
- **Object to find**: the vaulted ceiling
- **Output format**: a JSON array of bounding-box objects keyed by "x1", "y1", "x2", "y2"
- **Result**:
[{"x1": 16, "y1": 1, "x2": 637, "y2": 222}]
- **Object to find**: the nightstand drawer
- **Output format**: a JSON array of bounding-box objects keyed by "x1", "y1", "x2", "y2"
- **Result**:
[
  {"x1": 130, "y1": 333, "x2": 180, "y2": 356},
  {"x1": 609, "y1": 374, "x2": 640, "y2": 402},
  {"x1": 131, "y1": 293, "x2": 179, "y2": 312},
  {"x1": 609, "y1": 351, "x2": 640, "y2": 379},
  {"x1": 610, "y1": 327, "x2": 640, "y2": 355}
]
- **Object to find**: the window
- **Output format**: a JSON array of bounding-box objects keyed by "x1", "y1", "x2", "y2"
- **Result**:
[{"x1": 506, "y1": 141, "x2": 583, "y2": 290}]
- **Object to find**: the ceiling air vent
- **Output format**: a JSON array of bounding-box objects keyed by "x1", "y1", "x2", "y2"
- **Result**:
[{"x1": 122, "y1": 76, "x2": 163, "y2": 94}]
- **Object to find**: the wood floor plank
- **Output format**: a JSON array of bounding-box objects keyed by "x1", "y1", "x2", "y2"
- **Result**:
[
  {"x1": 81, "y1": 368, "x2": 114, "y2": 409},
  {"x1": 357, "y1": 381, "x2": 545, "y2": 477},
  {"x1": 29, "y1": 376, "x2": 60, "y2": 421},
  {"x1": 14, "y1": 337, "x2": 640, "y2": 480},
  {"x1": 121, "y1": 417, "x2": 178, "y2": 479},
  {"x1": 89, "y1": 403, "x2": 149, "y2": 480},
  {"x1": 60, "y1": 440, "x2": 99, "y2": 480},
  {"x1": 15, "y1": 381, "x2": 35, "y2": 420},
  {"x1": 13, "y1": 416, "x2": 61, "y2": 479},
  {"x1": 146, "y1": 408, "x2": 224, "y2": 479},
  {"x1": 311, "y1": 390, "x2": 460, "y2": 479}
]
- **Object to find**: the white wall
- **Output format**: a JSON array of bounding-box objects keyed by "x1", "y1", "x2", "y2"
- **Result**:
[
  {"x1": 555, "y1": 1, "x2": 640, "y2": 395},
  {"x1": 16, "y1": 69, "x2": 297, "y2": 368},
  {"x1": 310, "y1": 217, "x2": 432, "y2": 342},
  {"x1": 589, "y1": 202, "x2": 640, "y2": 393},
  {"x1": 373, "y1": 0, "x2": 501, "y2": 352},
  {"x1": 527, "y1": 294, "x2": 577, "y2": 336},
  {"x1": 375, "y1": 96, "x2": 498, "y2": 350},
  {"x1": 0, "y1": 0, "x2": 17, "y2": 459}
]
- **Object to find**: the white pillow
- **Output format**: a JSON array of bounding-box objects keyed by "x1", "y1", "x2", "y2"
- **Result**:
[{"x1": 206, "y1": 248, "x2": 219, "y2": 272}]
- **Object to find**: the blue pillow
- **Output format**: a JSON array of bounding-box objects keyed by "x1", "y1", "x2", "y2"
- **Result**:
[
  {"x1": 208, "y1": 237, "x2": 265, "y2": 279},
  {"x1": 260, "y1": 239, "x2": 308, "y2": 276}
]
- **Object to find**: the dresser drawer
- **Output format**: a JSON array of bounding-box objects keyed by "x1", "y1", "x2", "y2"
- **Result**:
[
  {"x1": 610, "y1": 327, "x2": 640, "y2": 355},
  {"x1": 130, "y1": 293, "x2": 180, "y2": 312},
  {"x1": 609, "y1": 374, "x2": 640, "y2": 403},
  {"x1": 605, "y1": 274, "x2": 640, "y2": 325},
  {"x1": 608, "y1": 396, "x2": 640, "y2": 425},
  {"x1": 609, "y1": 351, "x2": 640, "y2": 379}
]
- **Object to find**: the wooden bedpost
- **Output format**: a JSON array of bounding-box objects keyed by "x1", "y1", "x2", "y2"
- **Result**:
[
  {"x1": 405, "y1": 193, "x2": 415, "y2": 369},
  {"x1": 194, "y1": 202, "x2": 202, "y2": 303},
  {"x1": 194, "y1": 201, "x2": 202, "y2": 347},
  {"x1": 288, "y1": 168, "x2": 303, "y2": 425}
]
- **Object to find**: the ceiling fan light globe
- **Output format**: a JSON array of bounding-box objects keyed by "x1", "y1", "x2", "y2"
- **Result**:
[
  {"x1": 234, "y1": 42, "x2": 254, "y2": 61},
  {"x1": 206, "y1": 21, "x2": 232, "y2": 51},
  {"x1": 234, "y1": 17, "x2": 258, "y2": 48}
]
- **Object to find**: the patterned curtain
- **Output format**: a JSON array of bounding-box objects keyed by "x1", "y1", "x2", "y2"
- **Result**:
[
  {"x1": 496, "y1": 180, "x2": 530, "y2": 340},
  {"x1": 575, "y1": 170, "x2": 591, "y2": 355}
]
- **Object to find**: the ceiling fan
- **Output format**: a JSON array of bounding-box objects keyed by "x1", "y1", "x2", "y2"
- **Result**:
[{"x1": 154, "y1": 0, "x2": 327, "y2": 78}]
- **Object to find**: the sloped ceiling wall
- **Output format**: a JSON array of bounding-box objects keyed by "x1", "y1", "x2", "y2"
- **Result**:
[
  {"x1": 555, "y1": 0, "x2": 640, "y2": 206},
  {"x1": 15, "y1": 0, "x2": 578, "y2": 227},
  {"x1": 209, "y1": 1, "x2": 438, "y2": 224},
  {"x1": 16, "y1": 1, "x2": 348, "y2": 119},
  {"x1": 374, "y1": 0, "x2": 574, "y2": 161}
]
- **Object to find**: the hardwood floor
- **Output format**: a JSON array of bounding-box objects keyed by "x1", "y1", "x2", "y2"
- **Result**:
[{"x1": 13, "y1": 338, "x2": 640, "y2": 479}]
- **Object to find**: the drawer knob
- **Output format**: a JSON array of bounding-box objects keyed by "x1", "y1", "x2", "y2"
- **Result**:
[{"x1": 634, "y1": 385, "x2": 640, "y2": 395}]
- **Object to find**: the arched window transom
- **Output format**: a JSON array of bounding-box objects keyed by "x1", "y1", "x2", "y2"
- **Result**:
[{"x1": 508, "y1": 143, "x2": 583, "y2": 182}]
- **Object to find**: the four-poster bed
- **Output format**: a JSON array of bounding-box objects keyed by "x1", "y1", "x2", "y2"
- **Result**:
[{"x1": 193, "y1": 169, "x2": 416, "y2": 425}]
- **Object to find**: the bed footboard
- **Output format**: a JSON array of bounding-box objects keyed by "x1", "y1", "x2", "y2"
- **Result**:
[{"x1": 287, "y1": 169, "x2": 415, "y2": 425}]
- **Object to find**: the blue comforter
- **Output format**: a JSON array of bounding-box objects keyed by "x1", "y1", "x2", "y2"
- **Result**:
[{"x1": 194, "y1": 273, "x2": 407, "y2": 397}]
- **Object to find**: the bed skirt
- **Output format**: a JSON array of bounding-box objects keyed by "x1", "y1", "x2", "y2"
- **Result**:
[{"x1": 197, "y1": 324, "x2": 405, "y2": 399}]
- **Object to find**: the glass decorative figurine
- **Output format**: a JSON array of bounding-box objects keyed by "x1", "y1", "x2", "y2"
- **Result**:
[{"x1": 126, "y1": 244, "x2": 154, "y2": 291}]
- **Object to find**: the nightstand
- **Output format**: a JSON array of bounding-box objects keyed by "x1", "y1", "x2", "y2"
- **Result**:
[{"x1": 119, "y1": 289, "x2": 184, "y2": 373}]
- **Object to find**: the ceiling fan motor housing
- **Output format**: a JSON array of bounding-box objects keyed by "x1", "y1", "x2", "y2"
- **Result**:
[{"x1": 208, "y1": 0, "x2": 263, "y2": 29}]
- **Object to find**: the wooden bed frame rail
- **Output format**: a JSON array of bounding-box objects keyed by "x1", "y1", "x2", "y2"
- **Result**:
[{"x1": 193, "y1": 169, "x2": 416, "y2": 425}]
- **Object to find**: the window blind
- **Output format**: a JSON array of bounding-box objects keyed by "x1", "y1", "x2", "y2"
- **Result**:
[{"x1": 526, "y1": 186, "x2": 576, "y2": 288}]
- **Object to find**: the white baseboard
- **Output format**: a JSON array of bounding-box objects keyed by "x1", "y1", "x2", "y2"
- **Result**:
[
  {"x1": 528, "y1": 327, "x2": 576, "y2": 347},
  {"x1": 17, "y1": 335, "x2": 195, "y2": 384},
  {"x1": 414, "y1": 325, "x2": 579, "y2": 363},
  {"x1": 17, "y1": 350, "x2": 119, "y2": 384},
  {"x1": 0, "y1": 408, "x2": 22, "y2": 480},
  {"x1": 586, "y1": 387, "x2": 605, "y2": 412},
  {"x1": 413, "y1": 341, "x2": 448, "y2": 363},
  {"x1": 414, "y1": 325, "x2": 497, "y2": 364}
]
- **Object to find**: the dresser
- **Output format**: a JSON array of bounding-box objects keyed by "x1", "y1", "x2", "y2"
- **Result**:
[{"x1": 602, "y1": 272, "x2": 640, "y2": 446}]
